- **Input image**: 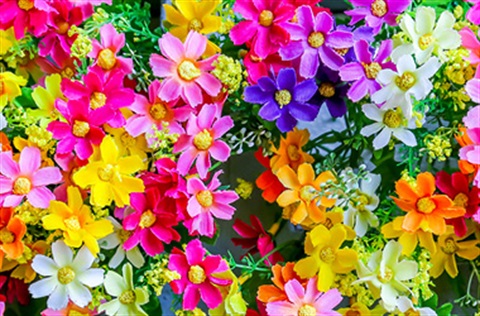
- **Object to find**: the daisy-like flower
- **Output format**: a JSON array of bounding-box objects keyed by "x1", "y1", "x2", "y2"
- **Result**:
[
  {"x1": 270, "y1": 128, "x2": 314, "y2": 174},
  {"x1": 0, "y1": 0, "x2": 49, "y2": 39},
  {"x1": 459, "y1": 106, "x2": 480, "y2": 188},
  {"x1": 0, "y1": 147, "x2": 62, "y2": 208},
  {"x1": 280, "y1": 7, "x2": 354, "y2": 77},
  {"x1": 360, "y1": 104, "x2": 418, "y2": 150},
  {"x1": 395, "y1": 296, "x2": 436, "y2": 316},
  {"x1": 257, "y1": 262, "x2": 307, "y2": 304},
  {"x1": 265, "y1": 278, "x2": 342, "y2": 316},
  {"x1": 460, "y1": 28, "x2": 480, "y2": 78},
  {"x1": 372, "y1": 55, "x2": 441, "y2": 118},
  {"x1": 99, "y1": 263, "x2": 149, "y2": 316},
  {"x1": 0, "y1": 207, "x2": 26, "y2": 265},
  {"x1": 310, "y1": 66, "x2": 350, "y2": 117},
  {"x1": 150, "y1": 31, "x2": 221, "y2": 107},
  {"x1": 392, "y1": 6, "x2": 461, "y2": 64},
  {"x1": 29, "y1": 241, "x2": 104, "y2": 310},
  {"x1": 466, "y1": 0, "x2": 480, "y2": 24},
  {"x1": 466, "y1": 78, "x2": 480, "y2": 103},
  {"x1": 0, "y1": 71, "x2": 27, "y2": 109}
]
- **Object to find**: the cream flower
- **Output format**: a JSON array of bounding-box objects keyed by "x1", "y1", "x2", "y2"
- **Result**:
[{"x1": 395, "y1": 296, "x2": 437, "y2": 315}]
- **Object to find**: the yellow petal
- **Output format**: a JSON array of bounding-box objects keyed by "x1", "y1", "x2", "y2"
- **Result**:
[
  {"x1": 309, "y1": 223, "x2": 330, "y2": 248},
  {"x1": 49, "y1": 200, "x2": 73, "y2": 218},
  {"x1": 276, "y1": 189, "x2": 299, "y2": 207},
  {"x1": 294, "y1": 256, "x2": 318, "y2": 279},
  {"x1": 90, "y1": 181, "x2": 113, "y2": 207},
  {"x1": 174, "y1": 0, "x2": 195, "y2": 20},
  {"x1": 429, "y1": 252, "x2": 446, "y2": 278},
  {"x1": 398, "y1": 232, "x2": 418, "y2": 256},
  {"x1": 86, "y1": 219, "x2": 114, "y2": 239},
  {"x1": 329, "y1": 224, "x2": 346, "y2": 250},
  {"x1": 67, "y1": 186, "x2": 84, "y2": 211},
  {"x1": 195, "y1": 0, "x2": 219, "y2": 18},
  {"x1": 418, "y1": 230, "x2": 436, "y2": 255},
  {"x1": 31, "y1": 87, "x2": 55, "y2": 112},
  {"x1": 164, "y1": 4, "x2": 189, "y2": 26},
  {"x1": 73, "y1": 163, "x2": 102, "y2": 188},
  {"x1": 444, "y1": 256, "x2": 458, "y2": 278},
  {"x1": 42, "y1": 213, "x2": 66, "y2": 231},
  {"x1": 297, "y1": 163, "x2": 314, "y2": 185},
  {"x1": 83, "y1": 233, "x2": 100, "y2": 257},
  {"x1": 276, "y1": 165, "x2": 301, "y2": 190},
  {"x1": 117, "y1": 156, "x2": 144, "y2": 175},
  {"x1": 333, "y1": 249, "x2": 357, "y2": 273},
  {"x1": 317, "y1": 262, "x2": 335, "y2": 292},
  {"x1": 100, "y1": 136, "x2": 119, "y2": 164},
  {"x1": 201, "y1": 15, "x2": 222, "y2": 34}
]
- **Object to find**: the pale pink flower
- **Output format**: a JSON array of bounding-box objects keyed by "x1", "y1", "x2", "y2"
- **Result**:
[{"x1": 460, "y1": 27, "x2": 480, "y2": 78}]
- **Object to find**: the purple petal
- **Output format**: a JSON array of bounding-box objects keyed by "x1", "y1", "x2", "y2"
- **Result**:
[
  {"x1": 279, "y1": 41, "x2": 304, "y2": 61},
  {"x1": 276, "y1": 68, "x2": 296, "y2": 90},
  {"x1": 276, "y1": 111, "x2": 297, "y2": 132},
  {"x1": 300, "y1": 49, "x2": 319, "y2": 78},
  {"x1": 288, "y1": 102, "x2": 320, "y2": 121},
  {"x1": 258, "y1": 101, "x2": 281, "y2": 121},
  {"x1": 314, "y1": 12, "x2": 333, "y2": 33},
  {"x1": 293, "y1": 79, "x2": 317, "y2": 103},
  {"x1": 319, "y1": 46, "x2": 344, "y2": 70},
  {"x1": 327, "y1": 30, "x2": 354, "y2": 49},
  {"x1": 244, "y1": 85, "x2": 272, "y2": 104}
]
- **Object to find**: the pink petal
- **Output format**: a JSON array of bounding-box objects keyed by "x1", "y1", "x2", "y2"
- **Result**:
[
  {"x1": 195, "y1": 73, "x2": 221, "y2": 97},
  {"x1": 184, "y1": 31, "x2": 207, "y2": 60},
  {"x1": 140, "y1": 229, "x2": 164, "y2": 256},
  {"x1": 209, "y1": 141, "x2": 230, "y2": 162},
  {"x1": 266, "y1": 301, "x2": 298, "y2": 316},
  {"x1": 0, "y1": 152, "x2": 19, "y2": 178},
  {"x1": 197, "y1": 104, "x2": 217, "y2": 130},
  {"x1": 195, "y1": 151, "x2": 211, "y2": 179},
  {"x1": 182, "y1": 83, "x2": 203, "y2": 107},
  {"x1": 212, "y1": 191, "x2": 239, "y2": 205},
  {"x1": 100, "y1": 24, "x2": 118, "y2": 50},
  {"x1": 199, "y1": 282, "x2": 223, "y2": 309},
  {"x1": 159, "y1": 33, "x2": 185, "y2": 63},
  {"x1": 212, "y1": 116, "x2": 233, "y2": 138},
  {"x1": 125, "y1": 116, "x2": 151, "y2": 137},
  {"x1": 315, "y1": 288, "x2": 342, "y2": 311},
  {"x1": 284, "y1": 279, "x2": 305, "y2": 305},
  {"x1": 19, "y1": 147, "x2": 41, "y2": 175},
  {"x1": 187, "y1": 196, "x2": 203, "y2": 217},
  {"x1": 150, "y1": 54, "x2": 176, "y2": 78},
  {"x1": 185, "y1": 239, "x2": 205, "y2": 265},
  {"x1": 187, "y1": 177, "x2": 207, "y2": 194},
  {"x1": 229, "y1": 21, "x2": 256, "y2": 45},
  {"x1": 3, "y1": 194, "x2": 24, "y2": 208},
  {"x1": 160, "y1": 78, "x2": 182, "y2": 102},
  {"x1": 0, "y1": 178, "x2": 13, "y2": 194},
  {"x1": 183, "y1": 286, "x2": 200, "y2": 310},
  {"x1": 123, "y1": 231, "x2": 141, "y2": 250},
  {"x1": 27, "y1": 187, "x2": 55, "y2": 208},
  {"x1": 32, "y1": 167, "x2": 62, "y2": 187},
  {"x1": 177, "y1": 147, "x2": 198, "y2": 176},
  {"x1": 209, "y1": 203, "x2": 235, "y2": 220}
]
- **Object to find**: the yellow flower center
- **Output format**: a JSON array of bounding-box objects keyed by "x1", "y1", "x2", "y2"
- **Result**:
[
  {"x1": 300, "y1": 185, "x2": 317, "y2": 202},
  {"x1": 319, "y1": 247, "x2": 336, "y2": 264},
  {"x1": 352, "y1": 191, "x2": 371, "y2": 211},
  {"x1": 139, "y1": 210, "x2": 156, "y2": 229},
  {"x1": 298, "y1": 304, "x2": 316, "y2": 316},
  {"x1": 318, "y1": 82, "x2": 335, "y2": 98},
  {"x1": 345, "y1": 311, "x2": 361, "y2": 316},
  {"x1": 274, "y1": 89, "x2": 292, "y2": 107},
  {"x1": 18, "y1": 0, "x2": 34, "y2": 11},
  {"x1": 68, "y1": 311, "x2": 89, "y2": 316},
  {"x1": 334, "y1": 48, "x2": 349, "y2": 56},
  {"x1": 378, "y1": 267, "x2": 393, "y2": 283},
  {"x1": 362, "y1": 62, "x2": 382, "y2": 79},
  {"x1": 308, "y1": 32, "x2": 325, "y2": 48},
  {"x1": 405, "y1": 309, "x2": 421, "y2": 316},
  {"x1": 97, "y1": 164, "x2": 115, "y2": 182},
  {"x1": 418, "y1": 34, "x2": 434, "y2": 51},
  {"x1": 442, "y1": 238, "x2": 457, "y2": 255},
  {"x1": 119, "y1": 289, "x2": 136, "y2": 305},
  {"x1": 188, "y1": 265, "x2": 206, "y2": 284},
  {"x1": 196, "y1": 190, "x2": 213, "y2": 207},
  {"x1": 287, "y1": 145, "x2": 300, "y2": 161},
  {"x1": 149, "y1": 103, "x2": 167, "y2": 121},
  {"x1": 72, "y1": 120, "x2": 90, "y2": 138},
  {"x1": 188, "y1": 18, "x2": 203, "y2": 32},
  {"x1": 56, "y1": 19, "x2": 70, "y2": 35},
  {"x1": 395, "y1": 72, "x2": 416, "y2": 91},
  {"x1": 0, "y1": 228, "x2": 15, "y2": 244},
  {"x1": 193, "y1": 129, "x2": 213, "y2": 151},
  {"x1": 178, "y1": 60, "x2": 201, "y2": 81},
  {"x1": 416, "y1": 197, "x2": 436, "y2": 214},
  {"x1": 57, "y1": 266, "x2": 76, "y2": 284},
  {"x1": 64, "y1": 215, "x2": 81, "y2": 231},
  {"x1": 453, "y1": 192, "x2": 468, "y2": 208},
  {"x1": 118, "y1": 229, "x2": 132, "y2": 243},
  {"x1": 258, "y1": 10, "x2": 274, "y2": 27},
  {"x1": 97, "y1": 49, "x2": 116, "y2": 70},
  {"x1": 120, "y1": 132, "x2": 136, "y2": 148},
  {"x1": 61, "y1": 67, "x2": 75, "y2": 79},
  {"x1": 371, "y1": 0, "x2": 388, "y2": 17},
  {"x1": 90, "y1": 92, "x2": 107, "y2": 109},
  {"x1": 13, "y1": 177, "x2": 32, "y2": 195},
  {"x1": 382, "y1": 109, "x2": 402, "y2": 128}
]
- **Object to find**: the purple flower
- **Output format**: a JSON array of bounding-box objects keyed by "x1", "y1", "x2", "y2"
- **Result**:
[
  {"x1": 339, "y1": 39, "x2": 396, "y2": 102},
  {"x1": 244, "y1": 68, "x2": 319, "y2": 132},
  {"x1": 311, "y1": 67, "x2": 349, "y2": 117},
  {"x1": 346, "y1": 0, "x2": 411, "y2": 34},
  {"x1": 279, "y1": 6, "x2": 354, "y2": 78}
]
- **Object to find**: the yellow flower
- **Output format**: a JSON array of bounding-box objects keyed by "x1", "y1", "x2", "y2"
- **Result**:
[
  {"x1": 338, "y1": 302, "x2": 382, "y2": 316},
  {"x1": 29, "y1": 74, "x2": 66, "y2": 126},
  {"x1": 105, "y1": 124, "x2": 150, "y2": 162},
  {"x1": 209, "y1": 269, "x2": 247, "y2": 316},
  {"x1": 0, "y1": 28, "x2": 15, "y2": 56},
  {"x1": 42, "y1": 186, "x2": 113, "y2": 256},
  {"x1": 73, "y1": 136, "x2": 145, "y2": 207},
  {"x1": 0, "y1": 71, "x2": 27, "y2": 109},
  {"x1": 164, "y1": 0, "x2": 222, "y2": 56},
  {"x1": 294, "y1": 224, "x2": 357, "y2": 292}
]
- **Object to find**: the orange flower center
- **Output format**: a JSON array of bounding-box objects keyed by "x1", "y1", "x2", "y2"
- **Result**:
[
  {"x1": 378, "y1": 267, "x2": 393, "y2": 283},
  {"x1": 308, "y1": 32, "x2": 325, "y2": 48},
  {"x1": 149, "y1": 103, "x2": 167, "y2": 121},
  {"x1": 298, "y1": 304, "x2": 316, "y2": 316},
  {"x1": 13, "y1": 177, "x2": 32, "y2": 195},
  {"x1": 395, "y1": 72, "x2": 416, "y2": 91},
  {"x1": 97, "y1": 49, "x2": 116, "y2": 70},
  {"x1": 18, "y1": 0, "x2": 34, "y2": 11},
  {"x1": 178, "y1": 60, "x2": 201, "y2": 81},
  {"x1": 0, "y1": 81, "x2": 4, "y2": 95},
  {"x1": 188, "y1": 18, "x2": 203, "y2": 32},
  {"x1": 345, "y1": 310, "x2": 361, "y2": 316},
  {"x1": 188, "y1": 265, "x2": 206, "y2": 284},
  {"x1": 274, "y1": 89, "x2": 292, "y2": 107},
  {"x1": 453, "y1": 192, "x2": 468, "y2": 208},
  {"x1": 196, "y1": 190, "x2": 213, "y2": 207},
  {"x1": 139, "y1": 210, "x2": 156, "y2": 228},
  {"x1": 442, "y1": 238, "x2": 457, "y2": 255},
  {"x1": 120, "y1": 132, "x2": 136, "y2": 148},
  {"x1": 362, "y1": 62, "x2": 382, "y2": 79},
  {"x1": 0, "y1": 228, "x2": 15, "y2": 244},
  {"x1": 418, "y1": 34, "x2": 434, "y2": 51},
  {"x1": 383, "y1": 109, "x2": 402, "y2": 128},
  {"x1": 61, "y1": 67, "x2": 75, "y2": 79},
  {"x1": 97, "y1": 164, "x2": 115, "y2": 182},
  {"x1": 258, "y1": 10, "x2": 274, "y2": 27},
  {"x1": 416, "y1": 197, "x2": 436, "y2": 214},
  {"x1": 193, "y1": 130, "x2": 213, "y2": 151},
  {"x1": 404, "y1": 309, "x2": 421, "y2": 316},
  {"x1": 57, "y1": 266, "x2": 75, "y2": 284},
  {"x1": 287, "y1": 145, "x2": 300, "y2": 161},
  {"x1": 64, "y1": 215, "x2": 81, "y2": 231},
  {"x1": 300, "y1": 185, "x2": 317, "y2": 202},
  {"x1": 371, "y1": 0, "x2": 388, "y2": 17},
  {"x1": 55, "y1": 18, "x2": 70, "y2": 35},
  {"x1": 90, "y1": 92, "x2": 107, "y2": 109},
  {"x1": 319, "y1": 246, "x2": 336, "y2": 264},
  {"x1": 72, "y1": 120, "x2": 90, "y2": 138},
  {"x1": 118, "y1": 229, "x2": 132, "y2": 243},
  {"x1": 318, "y1": 82, "x2": 335, "y2": 98},
  {"x1": 119, "y1": 290, "x2": 136, "y2": 305}
]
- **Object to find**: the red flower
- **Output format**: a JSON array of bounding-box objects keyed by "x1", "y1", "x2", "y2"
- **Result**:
[{"x1": 254, "y1": 148, "x2": 286, "y2": 203}]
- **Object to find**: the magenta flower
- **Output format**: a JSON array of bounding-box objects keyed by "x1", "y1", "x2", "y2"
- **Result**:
[
  {"x1": 185, "y1": 171, "x2": 239, "y2": 237},
  {"x1": 340, "y1": 39, "x2": 395, "y2": 102},
  {"x1": 266, "y1": 278, "x2": 342, "y2": 316},
  {"x1": 346, "y1": 0, "x2": 411, "y2": 34},
  {"x1": 244, "y1": 51, "x2": 291, "y2": 84},
  {"x1": 280, "y1": 6, "x2": 354, "y2": 77},
  {"x1": 88, "y1": 23, "x2": 133, "y2": 74},
  {"x1": 0, "y1": 147, "x2": 62, "y2": 208},
  {"x1": 0, "y1": 0, "x2": 49, "y2": 39},
  {"x1": 460, "y1": 106, "x2": 480, "y2": 188},
  {"x1": 466, "y1": 0, "x2": 480, "y2": 25},
  {"x1": 174, "y1": 104, "x2": 233, "y2": 178},
  {"x1": 460, "y1": 28, "x2": 480, "y2": 78},
  {"x1": 150, "y1": 31, "x2": 221, "y2": 107},
  {"x1": 168, "y1": 239, "x2": 232, "y2": 310},
  {"x1": 230, "y1": 0, "x2": 294, "y2": 59}
]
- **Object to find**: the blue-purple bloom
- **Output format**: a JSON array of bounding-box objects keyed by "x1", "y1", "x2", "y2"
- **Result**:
[
  {"x1": 311, "y1": 67, "x2": 349, "y2": 117},
  {"x1": 244, "y1": 68, "x2": 319, "y2": 132}
]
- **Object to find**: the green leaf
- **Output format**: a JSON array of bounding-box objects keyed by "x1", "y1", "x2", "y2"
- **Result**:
[
  {"x1": 437, "y1": 303, "x2": 453, "y2": 316},
  {"x1": 422, "y1": 292, "x2": 438, "y2": 309}
]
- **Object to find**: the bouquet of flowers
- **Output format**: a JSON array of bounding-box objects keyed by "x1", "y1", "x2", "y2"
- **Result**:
[{"x1": 0, "y1": 0, "x2": 479, "y2": 314}]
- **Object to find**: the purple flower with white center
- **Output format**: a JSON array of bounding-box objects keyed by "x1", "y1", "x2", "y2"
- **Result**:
[
  {"x1": 346, "y1": 0, "x2": 411, "y2": 34},
  {"x1": 340, "y1": 39, "x2": 396, "y2": 102},
  {"x1": 311, "y1": 67, "x2": 349, "y2": 117},
  {"x1": 279, "y1": 6, "x2": 354, "y2": 78},
  {"x1": 243, "y1": 68, "x2": 319, "y2": 133}
]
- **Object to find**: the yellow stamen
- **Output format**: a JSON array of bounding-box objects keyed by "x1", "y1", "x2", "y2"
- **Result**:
[
  {"x1": 97, "y1": 49, "x2": 116, "y2": 70},
  {"x1": 298, "y1": 304, "x2": 317, "y2": 316},
  {"x1": 441, "y1": 238, "x2": 457, "y2": 255},
  {"x1": 97, "y1": 164, "x2": 115, "y2": 182},
  {"x1": 178, "y1": 60, "x2": 201, "y2": 81},
  {"x1": 72, "y1": 120, "x2": 90, "y2": 138},
  {"x1": 319, "y1": 247, "x2": 336, "y2": 264},
  {"x1": 307, "y1": 32, "x2": 325, "y2": 48},
  {"x1": 18, "y1": 0, "x2": 34, "y2": 11},
  {"x1": 416, "y1": 197, "x2": 436, "y2": 214},
  {"x1": 362, "y1": 62, "x2": 382, "y2": 79},
  {"x1": 287, "y1": 145, "x2": 300, "y2": 161},
  {"x1": 395, "y1": 72, "x2": 416, "y2": 91},
  {"x1": 274, "y1": 89, "x2": 292, "y2": 107},
  {"x1": 318, "y1": 82, "x2": 335, "y2": 98},
  {"x1": 120, "y1": 132, "x2": 136, "y2": 148},
  {"x1": 188, "y1": 265, "x2": 206, "y2": 284},
  {"x1": 0, "y1": 229, "x2": 15, "y2": 244},
  {"x1": 258, "y1": 10, "x2": 274, "y2": 27},
  {"x1": 378, "y1": 267, "x2": 393, "y2": 283},
  {"x1": 149, "y1": 103, "x2": 167, "y2": 121},
  {"x1": 371, "y1": 0, "x2": 388, "y2": 17},
  {"x1": 57, "y1": 266, "x2": 75, "y2": 284},
  {"x1": 300, "y1": 185, "x2": 317, "y2": 202},
  {"x1": 196, "y1": 190, "x2": 213, "y2": 207},
  {"x1": 139, "y1": 210, "x2": 156, "y2": 229},
  {"x1": 13, "y1": 177, "x2": 32, "y2": 195},
  {"x1": 188, "y1": 18, "x2": 203, "y2": 32},
  {"x1": 453, "y1": 193, "x2": 468, "y2": 208},
  {"x1": 64, "y1": 216, "x2": 81, "y2": 231},
  {"x1": 418, "y1": 34, "x2": 434, "y2": 51},
  {"x1": 90, "y1": 92, "x2": 107, "y2": 109},
  {"x1": 383, "y1": 109, "x2": 402, "y2": 128},
  {"x1": 193, "y1": 130, "x2": 213, "y2": 151},
  {"x1": 119, "y1": 290, "x2": 136, "y2": 305}
]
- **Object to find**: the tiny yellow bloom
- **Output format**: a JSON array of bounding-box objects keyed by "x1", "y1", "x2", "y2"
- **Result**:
[{"x1": 0, "y1": 71, "x2": 27, "y2": 109}]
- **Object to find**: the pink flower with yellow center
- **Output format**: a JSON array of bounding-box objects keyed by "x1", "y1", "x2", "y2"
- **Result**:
[
  {"x1": 150, "y1": 31, "x2": 222, "y2": 107},
  {"x1": 0, "y1": 0, "x2": 49, "y2": 39}
]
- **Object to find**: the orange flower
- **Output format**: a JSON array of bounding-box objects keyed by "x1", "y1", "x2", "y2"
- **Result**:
[
  {"x1": 1, "y1": 240, "x2": 48, "y2": 283},
  {"x1": 391, "y1": 172, "x2": 465, "y2": 235},
  {"x1": 455, "y1": 127, "x2": 479, "y2": 177},
  {"x1": 0, "y1": 132, "x2": 11, "y2": 152},
  {"x1": 257, "y1": 262, "x2": 307, "y2": 303},
  {"x1": 254, "y1": 148, "x2": 285, "y2": 203},
  {"x1": 0, "y1": 208, "x2": 26, "y2": 267},
  {"x1": 270, "y1": 128, "x2": 314, "y2": 173},
  {"x1": 276, "y1": 163, "x2": 335, "y2": 225}
]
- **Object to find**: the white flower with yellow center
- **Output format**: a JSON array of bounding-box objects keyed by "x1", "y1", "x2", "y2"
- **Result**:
[
  {"x1": 360, "y1": 104, "x2": 417, "y2": 150},
  {"x1": 392, "y1": 6, "x2": 461, "y2": 64},
  {"x1": 29, "y1": 241, "x2": 104, "y2": 310},
  {"x1": 395, "y1": 296, "x2": 437, "y2": 315}
]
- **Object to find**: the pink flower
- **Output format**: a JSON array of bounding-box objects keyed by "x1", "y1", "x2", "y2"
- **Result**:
[
  {"x1": 168, "y1": 239, "x2": 232, "y2": 310},
  {"x1": 185, "y1": 171, "x2": 239, "y2": 237},
  {"x1": 126, "y1": 80, "x2": 191, "y2": 142},
  {"x1": 460, "y1": 105, "x2": 480, "y2": 188},
  {"x1": 460, "y1": 27, "x2": 480, "y2": 78},
  {"x1": 466, "y1": 0, "x2": 480, "y2": 25},
  {"x1": 0, "y1": 0, "x2": 50, "y2": 39},
  {"x1": 466, "y1": 79, "x2": 480, "y2": 103},
  {"x1": 266, "y1": 278, "x2": 342, "y2": 316},
  {"x1": 88, "y1": 23, "x2": 133, "y2": 74},
  {"x1": 0, "y1": 147, "x2": 62, "y2": 208},
  {"x1": 244, "y1": 51, "x2": 291, "y2": 84},
  {"x1": 150, "y1": 31, "x2": 222, "y2": 107},
  {"x1": 230, "y1": 0, "x2": 295, "y2": 59},
  {"x1": 174, "y1": 104, "x2": 233, "y2": 178}
]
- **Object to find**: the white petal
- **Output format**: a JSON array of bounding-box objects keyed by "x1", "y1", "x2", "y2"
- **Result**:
[
  {"x1": 372, "y1": 128, "x2": 392, "y2": 150},
  {"x1": 123, "y1": 262, "x2": 134, "y2": 289},
  {"x1": 394, "y1": 260, "x2": 418, "y2": 281},
  {"x1": 52, "y1": 241, "x2": 73, "y2": 267},
  {"x1": 354, "y1": 216, "x2": 368, "y2": 237},
  {"x1": 31, "y1": 255, "x2": 58, "y2": 276},
  {"x1": 126, "y1": 247, "x2": 145, "y2": 268},
  {"x1": 381, "y1": 241, "x2": 401, "y2": 271},
  {"x1": 372, "y1": 84, "x2": 395, "y2": 105},
  {"x1": 100, "y1": 233, "x2": 120, "y2": 250},
  {"x1": 416, "y1": 57, "x2": 441, "y2": 79},
  {"x1": 29, "y1": 276, "x2": 57, "y2": 298},
  {"x1": 361, "y1": 173, "x2": 381, "y2": 194},
  {"x1": 415, "y1": 6, "x2": 436, "y2": 35},
  {"x1": 134, "y1": 288, "x2": 149, "y2": 305},
  {"x1": 380, "y1": 283, "x2": 399, "y2": 310},
  {"x1": 397, "y1": 55, "x2": 417, "y2": 74},
  {"x1": 391, "y1": 44, "x2": 415, "y2": 64},
  {"x1": 435, "y1": 11, "x2": 456, "y2": 30},
  {"x1": 109, "y1": 247, "x2": 125, "y2": 269},
  {"x1": 77, "y1": 268, "x2": 104, "y2": 287},
  {"x1": 104, "y1": 271, "x2": 128, "y2": 296},
  {"x1": 376, "y1": 69, "x2": 397, "y2": 85},
  {"x1": 409, "y1": 79, "x2": 431, "y2": 100},
  {"x1": 361, "y1": 123, "x2": 383, "y2": 137},
  {"x1": 396, "y1": 296, "x2": 413, "y2": 312},
  {"x1": 47, "y1": 284, "x2": 69, "y2": 311},
  {"x1": 392, "y1": 129, "x2": 417, "y2": 147},
  {"x1": 67, "y1": 280, "x2": 92, "y2": 308},
  {"x1": 434, "y1": 29, "x2": 461, "y2": 50},
  {"x1": 415, "y1": 45, "x2": 434, "y2": 65},
  {"x1": 71, "y1": 246, "x2": 95, "y2": 272},
  {"x1": 362, "y1": 103, "x2": 383, "y2": 121},
  {"x1": 0, "y1": 113, "x2": 6, "y2": 130},
  {"x1": 98, "y1": 299, "x2": 121, "y2": 316},
  {"x1": 399, "y1": 14, "x2": 416, "y2": 39}
]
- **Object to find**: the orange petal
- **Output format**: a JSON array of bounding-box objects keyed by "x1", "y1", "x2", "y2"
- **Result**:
[
  {"x1": 402, "y1": 212, "x2": 423, "y2": 232},
  {"x1": 395, "y1": 180, "x2": 418, "y2": 200},
  {"x1": 276, "y1": 165, "x2": 300, "y2": 190},
  {"x1": 416, "y1": 172, "x2": 435, "y2": 197},
  {"x1": 277, "y1": 190, "x2": 299, "y2": 207},
  {"x1": 257, "y1": 285, "x2": 286, "y2": 303},
  {"x1": 391, "y1": 196, "x2": 416, "y2": 212},
  {"x1": 290, "y1": 202, "x2": 308, "y2": 225},
  {"x1": 425, "y1": 215, "x2": 447, "y2": 235},
  {"x1": 297, "y1": 163, "x2": 314, "y2": 185}
]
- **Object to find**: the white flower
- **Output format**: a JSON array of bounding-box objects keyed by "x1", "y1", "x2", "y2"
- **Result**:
[
  {"x1": 344, "y1": 173, "x2": 381, "y2": 237},
  {"x1": 360, "y1": 104, "x2": 417, "y2": 150},
  {"x1": 392, "y1": 6, "x2": 461, "y2": 64},
  {"x1": 395, "y1": 296, "x2": 437, "y2": 315},
  {"x1": 355, "y1": 241, "x2": 418, "y2": 312},
  {"x1": 0, "y1": 112, "x2": 6, "y2": 131},
  {"x1": 99, "y1": 216, "x2": 145, "y2": 269},
  {"x1": 372, "y1": 55, "x2": 441, "y2": 118},
  {"x1": 29, "y1": 240, "x2": 104, "y2": 310}
]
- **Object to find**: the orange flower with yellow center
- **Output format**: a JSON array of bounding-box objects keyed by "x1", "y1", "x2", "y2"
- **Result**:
[
  {"x1": 0, "y1": 207, "x2": 26, "y2": 267},
  {"x1": 257, "y1": 262, "x2": 307, "y2": 303},
  {"x1": 270, "y1": 128, "x2": 314, "y2": 174}
]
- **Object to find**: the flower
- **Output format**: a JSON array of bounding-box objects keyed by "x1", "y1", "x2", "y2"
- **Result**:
[
  {"x1": 466, "y1": 0, "x2": 480, "y2": 24},
  {"x1": 310, "y1": 66, "x2": 349, "y2": 117},
  {"x1": 276, "y1": 163, "x2": 335, "y2": 225},
  {"x1": 29, "y1": 74, "x2": 66, "y2": 126},
  {"x1": 254, "y1": 148, "x2": 286, "y2": 203},
  {"x1": 150, "y1": 31, "x2": 221, "y2": 107},
  {"x1": 72, "y1": 135, "x2": 145, "y2": 207},
  {"x1": 280, "y1": 7, "x2": 354, "y2": 77},
  {"x1": 466, "y1": 78, "x2": 480, "y2": 103},
  {"x1": 0, "y1": 207, "x2": 26, "y2": 265},
  {"x1": 395, "y1": 296, "x2": 436, "y2": 316},
  {"x1": 0, "y1": 71, "x2": 27, "y2": 109},
  {"x1": 460, "y1": 27, "x2": 480, "y2": 78},
  {"x1": 294, "y1": 224, "x2": 357, "y2": 292},
  {"x1": 243, "y1": 51, "x2": 291, "y2": 85},
  {"x1": 99, "y1": 263, "x2": 149, "y2": 316},
  {"x1": 230, "y1": 0, "x2": 294, "y2": 59},
  {"x1": 265, "y1": 278, "x2": 342, "y2": 316},
  {"x1": 345, "y1": 0, "x2": 411, "y2": 34},
  {"x1": 258, "y1": 262, "x2": 307, "y2": 304},
  {"x1": 360, "y1": 104, "x2": 417, "y2": 150},
  {"x1": 185, "y1": 171, "x2": 239, "y2": 237},
  {"x1": 339, "y1": 39, "x2": 395, "y2": 102},
  {"x1": 459, "y1": 106, "x2": 480, "y2": 188},
  {"x1": 372, "y1": 55, "x2": 441, "y2": 118},
  {"x1": 168, "y1": 239, "x2": 232, "y2": 310},
  {"x1": 0, "y1": 0, "x2": 49, "y2": 39},
  {"x1": 29, "y1": 241, "x2": 104, "y2": 310},
  {"x1": 4, "y1": 240, "x2": 47, "y2": 283},
  {"x1": 0, "y1": 147, "x2": 62, "y2": 208},
  {"x1": 105, "y1": 124, "x2": 150, "y2": 162},
  {"x1": 42, "y1": 186, "x2": 113, "y2": 256},
  {"x1": 244, "y1": 68, "x2": 319, "y2": 132},
  {"x1": 393, "y1": 6, "x2": 461, "y2": 64},
  {"x1": 270, "y1": 128, "x2": 314, "y2": 173},
  {"x1": 174, "y1": 104, "x2": 233, "y2": 178},
  {"x1": 41, "y1": 302, "x2": 95, "y2": 316}
]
